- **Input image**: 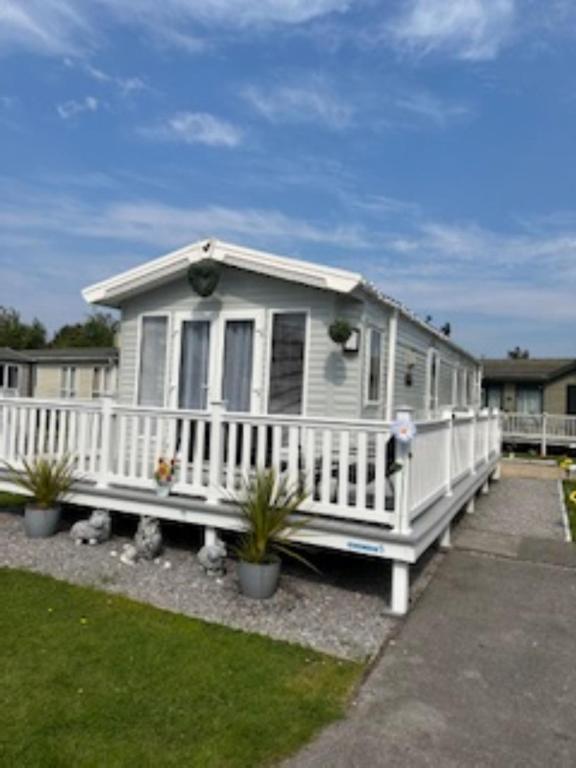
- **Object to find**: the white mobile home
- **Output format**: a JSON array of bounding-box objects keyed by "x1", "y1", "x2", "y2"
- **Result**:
[
  {"x1": 0, "y1": 240, "x2": 500, "y2": 614},
  {"x1": 83, "y1": 239, "x2": 482, "y2": 421}
]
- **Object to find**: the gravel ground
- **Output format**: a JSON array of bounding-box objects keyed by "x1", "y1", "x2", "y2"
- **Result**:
[
  {"x1": 0, "y1": 508, "x2": 409, "y2": 661},
  {"x1": 460, "y1": 475, "x2": 564, "y2": 541}
]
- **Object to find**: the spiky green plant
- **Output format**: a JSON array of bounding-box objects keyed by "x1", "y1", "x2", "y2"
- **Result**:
[
  {"x1": 234, "y1": 469, "x2": 316, "y2": 569},
  {"x1": 3, "y1": 455, "x2": 76, "y2": 509}
]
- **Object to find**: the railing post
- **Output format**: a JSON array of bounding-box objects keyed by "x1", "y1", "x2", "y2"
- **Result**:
[
  {"x1": 482, "y1": 408, "x2": 489, "y2": 464},
  {"x1": 393, "y1": 407, "x2": 414, "y2": 535},
  {"x1": 207, "y1": 400, "x2": 225, "y2": 504},
  {"x1": 97, "y1": 397, "x2": 114, "y2": 489},
  {"x1": 469, "y1": 408, "x2": 477, "y2": 475},
  {"x1": 442, "y1": 408, "x2": 453, "y2": 498},
  {"x1": 0, "y1": 403, "x2": 9, "y2": 462},
  {"x1": 541, "y1": 412, "x2": 548, "y2": 457}
]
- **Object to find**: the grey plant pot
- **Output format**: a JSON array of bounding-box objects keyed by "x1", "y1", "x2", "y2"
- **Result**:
[
  {"x1": 24, "y1": 504, "x2": 61, "y2": 539},
  {"x1": 238, "y1": 558, "x2": 281, "y2": 600}
]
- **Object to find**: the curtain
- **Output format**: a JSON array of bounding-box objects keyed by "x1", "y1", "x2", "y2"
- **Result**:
[
  {"x1": 222, "y1": 320, "x2": 254, "y2": 412},
  {"x1": 268, "y1": 313, "x2": 306, "y2": 415},
  {"x1": 179, "y1": 321, "x2": 210, "y2": 410},
  {"x1": 516, "y1": 386, "x2": 542, "y2": 414},
  {"x1": 138, "y1": 316, "x2": 168, "y2": 406}
]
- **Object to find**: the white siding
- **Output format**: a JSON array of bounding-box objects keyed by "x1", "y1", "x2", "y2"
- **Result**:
[{"x1": 116, "y1": 264, "x2": 479, "y2": 421}]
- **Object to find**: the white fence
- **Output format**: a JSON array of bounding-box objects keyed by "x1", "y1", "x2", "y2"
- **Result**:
[
  {"x1": 502, "y1": 412, "x2": 576, "y2": 454},
  {"x1": 0, "y1": 398, "x2": 501, "y2": 533}
]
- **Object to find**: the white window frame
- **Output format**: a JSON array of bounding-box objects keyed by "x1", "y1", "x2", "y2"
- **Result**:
[
  {"x1": 365, "y1": 326, "x2": 384, "y2": 406},
  {"x1": 265, "y1": 308, "x2": 310, "y2": 417},
  {"x1": 217, "y1": 308, "x2": 265, "y2": 413},
  {"x1": 60, "y1": 366, "x2": 76, "y2": 399},
  {"x1": 92, "y1": 365, "x2": 116, "y2": 399},
  {"x1": 171, "y1": 310, "x2": 217, "y2": 411},
  {"x1": 426, "y1": 349, "x2": 440, "y2": 416},
  {"x1": 171, "y1": 309, "x2": 266, "y2": 413},
  {"x1": 134, "y1": 313, "x2": 171, "y2": 407},
  {"x1": 0, "y1": 363, "x2": 19, "y2": 392}
]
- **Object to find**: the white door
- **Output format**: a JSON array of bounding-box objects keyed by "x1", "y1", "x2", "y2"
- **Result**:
[
  {"x1": 217, "y1": 310, "x2": 264, "y2": 413},
  {"x1": 173, "y1": 310, "x2": 264, "y2": 413},
  {"x1": 177, "y1": 318, "x2": 212, "y2": 410}
]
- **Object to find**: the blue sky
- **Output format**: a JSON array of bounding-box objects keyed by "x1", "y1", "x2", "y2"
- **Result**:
[{"x1": 1, "y1": 0, "x2": 575, "y2": 357}]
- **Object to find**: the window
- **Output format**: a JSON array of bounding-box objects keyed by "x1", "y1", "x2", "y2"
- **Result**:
[
  {"x1": 7, "y1": 365, "x2": 18, "y2": 390},
  {"x1": 466, "y1": 369, "x2": 474, "y2": 405},
  {"x1": 516, "y1": 385, "x2": 542, "y2": 415},
  {"x1": 268, "y1": 312, "x2": 307, "y2": 415},
  {"x1": 179, "y1": 320, "x2": 211, "y2": 410},
  {"x1": 222, "y1": 320, "x2": 254, "y2": 413},
  {"x1": 427, "y1": 350, "x2": 439, "y2": 413},
  {"x1": 366, "y1": 328, "x2": 383, "y2": 403},
  {"x1": 92, "y1": 366, "x2": 115, "y2": 399},
  {"x1": 567, "y1": 385, "x2": 576, "y2": 416},
  {"x1": 483, "y1": 384, "x2": 503, "y2": 409},
  {"x1": 60, "y1": 366, "x2": 76, "y2": 398},
  {"x1": 138, "y1": 316, "x2": 168, "y2": 406}
]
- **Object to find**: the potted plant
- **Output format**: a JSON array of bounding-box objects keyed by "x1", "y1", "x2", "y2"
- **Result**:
[
  {"x1": 234, "y1": 469, "x2": 315, "y2": 600},
  {"x1": 328, "y1": 319, "x2": 353, "y2": 346},
  {"x1": 154, "y1": 457, "x2": 176, "y2": 497},
  {"x1": 3, "y1": 455, "x2": 75, "y2": 538}
]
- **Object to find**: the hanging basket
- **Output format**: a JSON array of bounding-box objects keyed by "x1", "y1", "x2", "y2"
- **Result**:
[
  {"x1": 187, "y1": 259, "x2": 221, "y2": 297},
  {"x1": 328, "y1": 319, "x2": 353, "y2": 346}
]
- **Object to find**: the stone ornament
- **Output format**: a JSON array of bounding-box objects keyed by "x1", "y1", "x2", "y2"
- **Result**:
[
  {"x1": 70, "y1": 509, "x2": 111, "y2": 545},
  {"x1": 118, "y1": 516, "x2": 163, "y2": 565},
  {"x1": 198, "y1": 540, "x2": 227, "y2": 577}
]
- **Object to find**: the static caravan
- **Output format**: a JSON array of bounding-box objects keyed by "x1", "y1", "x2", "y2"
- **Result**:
[
  {"x1": 82, "y1": 239, "x2": 482, "y2": 422},
  {"x1": 0, "y1": 240, "x2": 500, "y2": 614}
]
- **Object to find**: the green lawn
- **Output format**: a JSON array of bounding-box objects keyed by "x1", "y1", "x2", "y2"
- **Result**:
[
  {"x1": 0, "y1": 569, "x2": 362, "y2": 768},
  {"x1": 563, "y1": 481, "x2": 576, "y2": 541},
  {"x1": 0, "y1": 491, "x2": 27, "y2": 507}
]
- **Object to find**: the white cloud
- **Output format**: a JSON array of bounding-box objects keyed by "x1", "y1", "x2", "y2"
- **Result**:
[
  {"x1": 100, "y1": 0, "x2": 352, "y2": 27},
  {"x1": 0, "y1": 1, "x2": 352, "y2": 56},
  {"x1": 56, "y1": 95, "x2": 99, "y2": 119},
  {"x1": 0, "y1": 0, "x2": 91, "y2": 55},
  {"x1": 141, "y1": 112, "x2": 243, "y2": 147},
  {"x1": 394, "y1": 90, "x2": 473, "y2": 127},
  {"x1": 81, "y1": 62, "x2": 146, "y2": 95},
  {"x1": 243, "y1": 79, "x2": 353, "y2": 129},
  {"x1": 0, "y1": 180, "x2": 370, "y2": 251},
  {"x1": 390, "y1": 0, "x2": 517, "y2": 60}
]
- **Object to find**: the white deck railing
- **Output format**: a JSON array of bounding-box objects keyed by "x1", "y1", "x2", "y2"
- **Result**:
[
  {"x1": 0, "y1": 398, "x2": 500, "y2": 532},
  {"x1": 501, "y1": 412, "x2": 576, "y2": 454}
]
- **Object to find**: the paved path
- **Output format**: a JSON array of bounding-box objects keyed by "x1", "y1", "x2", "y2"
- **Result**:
[{"x1": 285, "y1": 476, "x2": 576, "y2": 768}]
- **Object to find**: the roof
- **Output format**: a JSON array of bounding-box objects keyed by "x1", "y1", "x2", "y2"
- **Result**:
[
  {"x1": 26, "y1": 347, "x2": 119, "y2": 364},
  {"x1": 0, "y1": 347, "x2": 34, "y2": 363},
  {"x1": 482, "y1": 358, "x2": 576, "y2": 383},
  {"x1": 83, "y1": 238, "x2": 478, "y2": 363}
]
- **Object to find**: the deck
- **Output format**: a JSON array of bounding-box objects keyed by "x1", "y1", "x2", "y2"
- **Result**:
[
  {"x1": 501, "y1": 412, "x2": 576, "y2": 454},
  {"x1": 0, "y1": 397, "x2": 501, "y2": 613}
]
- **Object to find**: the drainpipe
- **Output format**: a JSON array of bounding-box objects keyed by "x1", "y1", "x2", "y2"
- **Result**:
[{"x1": 385, "y1": 309, "x2": 398, "y2": 422}]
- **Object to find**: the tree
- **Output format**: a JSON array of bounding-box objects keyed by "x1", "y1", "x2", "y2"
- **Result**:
[
  {"x1": 507, "y1": 346, "x2": 530, "y2": 360},
  {"x1": 51, "y1": 312, "x2": 119, "y2": 348},
  {"x1": 0, "y1": 306, "x2": 46, "y2": 349}
]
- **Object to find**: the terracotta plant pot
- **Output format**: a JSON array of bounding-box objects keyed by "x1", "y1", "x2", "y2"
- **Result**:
[
  {"x1": 237, "y1": 557, "x2": 281, "y2": 600},
  {"x1": 24, "y1": 504, "x2": 61, "y2": 538}
]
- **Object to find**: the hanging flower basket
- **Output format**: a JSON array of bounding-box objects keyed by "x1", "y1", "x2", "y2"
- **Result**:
[
  {"x1": 328, "y1": 319, "x2": 353, "y2": 345},
  {"x1": 187, "y1": 259, "x2": 221, "y2": 297}
]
